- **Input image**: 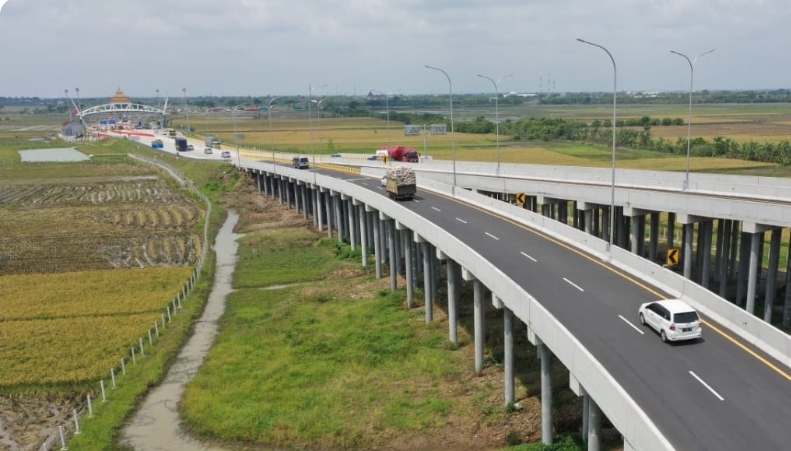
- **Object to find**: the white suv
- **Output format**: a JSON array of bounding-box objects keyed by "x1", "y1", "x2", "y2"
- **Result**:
[{"x1": 638, "y1": 299, "x2": 701, "y2": 343}]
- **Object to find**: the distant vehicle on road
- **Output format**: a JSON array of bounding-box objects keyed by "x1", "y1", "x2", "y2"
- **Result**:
[
  {"x1": 292, "y1": 156, "x2": 309, "y2": 169},
  {"x1": 204, "y1": 148, "x2": 213, "y2": 154},
  {"x1": 330, "y1": 153, "x2": 342, "y2": 158},
  {"x1": 639, "y1": 299, "x2": 702, "y2": 343},
  {"x1": 187, "y1": 144, "x2": 194, "y2": 151},
  {"x1": 175, "y1": 137, "x2": 188, "y2": 152},
  {"x1": 151, "y1": 139, "x2": 164, "y2": 149},
  {"x1": 221, "y1": 150, "x2": 231, "y2": 159}
]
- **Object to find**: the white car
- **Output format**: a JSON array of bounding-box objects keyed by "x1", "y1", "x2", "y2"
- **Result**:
[
  {"x1": 204, "y1": 148, "x2": 213, "y2": 154},
  {"x1": 380, "y1": 175, "x2": 387, "y2": 187},
  {"x1": 187, "y1": 144, "x2": 194, "y2": 151},
  {"x1": 221, "y1": 151, "x2": 231, "y2": 159},
  {"x1": 639, "y1": 299, "x2": 701, "y2": 343}
]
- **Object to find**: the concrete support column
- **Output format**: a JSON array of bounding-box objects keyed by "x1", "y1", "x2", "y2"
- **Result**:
[
  {"x1": 746, "y1": 231, "x2": 761, "y2": 314},
  {"x1": 764, "y1": 229, "x2": 782, "y2": 323},
  {"x1": 348, "y1": 199, "x2": 357, "y2": 251},
  {"x1": 648, "y1": 212, "x2": 660, "y2": 262},
  {"x1": 503, "y1": 305, "x2": 514, "y2": 405},
  {"x1": 728, "y1": 220, "x2": 740, "y2": 280},
  {"x1": 700, "y1": 220, "x2": 713, "y2": 289},
  {"x1": 469, "y1": 276, "x2": 485, "y2": 374},
  {"x1": 737, "y1": 230, "x2": 751, "y2": 306},
  {"x1": 539, "y1": 343, "x2": 553, "y2": 446},
  {"x1": 719, "y1": 219, "x2": 732, "y2": 298},
  {"x1": 379, "y1": 214, "x2": 387, "y2": 266},
  {"x1": 302, "y1": 185, "x2": 309, "y2": 220},
  {"x1": 373, "y1": 211, "x2": 382, "y2": 278},
  {"x1": 316, "y1": 190, "x2": 324, "y2": 231},
  {"x1": 666, "y1": 212, "x2": 676, "y2": 248},
  {"x1": 360, "y1": 204, "x2": 369, "y2": 266},
  {"x1": 403, "y1": 228, "x2": 414, "y2": 308},
  {"x1": 683, "y1": 222, "x2": 694, "y2": 279},
  {"x1": 714, "y1": 219, "x2": 725, "y2": 282},
  {"x1": 443, "y1": 255, "x2": 459, "y2": 347},
  {"x1": 334, "y1": 194, "x2": 343, "y2": 241},
  {"x1": 421, "y1": 240, "x2": 433, "y2": 323},
  {"x1": 624, "y1": 207, "x2": 645, "y2": 256},
  {"x1": 325, "y1": 192, "x2": 333, "y2": 238},
  {"x1": 602, "y1": 207, "x2": 610, "y2": 243},
  {"x1": 577, "y1": 202, "x2": 594, "y2": 235},
  {"x1": 783, "y1": 238, "x2": 791, "y2": 329},
  {"x1": 312, "y1": 188, "x2": 320, "y2": 228},
  {"x1": 593, "y1": 207, "x2": 600, "y2": 238},
  {"x1": 588, "y1": 398, "x2": 602, "y2": 451},
  {"x1": 285, "y1": 179, "x2": 292, "y2": 208},
  {"x1": 256, "y1": 173, "x2": 262, "y2": 193},
  {"x1": 387, "y1": 220, "x2": 397, "y2": 291},
  {"x1": 616, "y1": 208, "x2": 628, "y2": 249},
  {"x1": 582, "y1": 394, "x2": 590, "y2": 440}
]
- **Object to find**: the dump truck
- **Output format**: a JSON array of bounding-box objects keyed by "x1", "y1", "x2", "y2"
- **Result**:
[
  {"x1": 151, "y1": 139, "x2": 164, "y2": 149},
  {"x1": 205, "y1": 136, "x2": 221, "y2": 149},
  {"x1": 385, "y1": 165, "x2": 416, "y2": 200},
  {"x1": 175, "y1": 137, "x2": 188, "y2": 152},
  {"x1": 378, "y1": 146, "x2": 419, "y2": 163}
]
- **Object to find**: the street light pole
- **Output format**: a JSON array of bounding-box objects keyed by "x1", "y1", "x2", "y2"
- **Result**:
[
  {"x1": 313, "y1": 99, "x2": 327, "y2": 163},
  {"x1": 577, "y1": 38, "x2": 617, "y2": 251},
  {"x1": 268, "y1": 97, "x2": 279, "y2": 173},
  {"x1": 232, "y1": 106, "x2": 241, "y2": 167},
  {"x1": 182, "y1": 88, "x2": 190, "y2": 134},
  {"x1": 372, "y1": 90, "x2": 394, "y2": 145},
  {"x1": 671, "y1": 49, "x2": 714, "y2": 191},
  {"x1": 308, "y1": 84, "x2": 327, "y2": 172},
  {"x1": 477, "y1": 73, "x2": 513, "y2": 175},
  {"x1": 425, "y1": 65, "x2": 456, "y2": 188},
  {"x1": 156, "y1": 89, "x2": 160, "y2": 110},
  {"x1": 65, "y1": 89, "x2": 70, "y2": 120}
]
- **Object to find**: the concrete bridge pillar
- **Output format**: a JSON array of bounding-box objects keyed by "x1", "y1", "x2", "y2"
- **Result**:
[
  {"x1": 360, "y1": 203, "x2": 370, "y2": 266},
  {"x1": 301, "y1": 184, "x2": 309, "y2": 220},
  {"x1": 718, "y1": 219, "x2": 732, "y2": 298},
  {"x1": 347, "y1": 197, "x2": 356, "y2": 251},
  {"x1": 417, "y1": 237, "x2": 433, "y2": 323},
  {"x1": 764, "y1": 228, "x2": 782, "y2": 323},
  {"x1": 493, "y1": 295, "x2": 514, "y2": 405},
  {"x1": 624, "y1": 206, "x2": 646, "y2": 256},
  {"x1": 463, "y1": 267, "x2": 485, "y2": 374},
  {"x1": 372, "y1": 211, "x2": 382, "y2": 278},
  {"x1": 700, "y1": 220, "x2": 713, "y2": 288},
  {"x1": 666, "y1": 212, "x2": 676, "y2": 248},
  {"x1": 577, "y1": 202, "x2": 594, "y2": 235},
  {"x1": 316, "y1": 188, "x2": 325, "y2": 232},
  {"x1": 334, "y1": 194, "x2": 343, "y2": 241},
  {"x1": 649, "y1": 212, "x2": 660, "y2": 262},
  {"x1": 677, "y1": 213, "x2": 704, "y2": 280},
  {"x1": 588, "y1": 397, "x2": 602, "y2": 451},
  {"x1": 325, "y1": 191, "x2": 334, "y2": 238},
  {"x1": 743, "y1": 222, "x2": 771, "y2": 314},
  {"x1": 439, "y1": 251, "x2": 459, "y2": 347},
  {"x1": 737, "y1": 228, "x2": 750, "y2": 306},
  {"x1": 386, "y1": 218, "x2": 397, "y2": 291},
  {"x1": 538, "y1": 340, "x2": 553, "y2": 446},
  {"x1": 398, "y1": 224, "x2": 414, "y2": 308}
]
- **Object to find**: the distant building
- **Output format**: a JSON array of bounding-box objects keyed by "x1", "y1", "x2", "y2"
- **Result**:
[{"x1": 61, "y1": 120, "x2": 82, "y2": 137}]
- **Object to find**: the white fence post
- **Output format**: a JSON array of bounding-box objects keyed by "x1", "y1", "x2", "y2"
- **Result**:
[
  {"x1": 58, "y1": 425, "x2": 68, "y2": 450},
  {"x1": 100, "y1": 380, "x2": 106, "y2": 402},
  {"x1": 111, "y1": 368, "x2": 116, "y2": 388},
  {"x1": 121, "y1": 357, "x2": 126, "y2": 375},
  {"x1": 73, "y1": 409, "x2": 81, "y2": 434},
  {"x1": 87, "y1": 394, "x2": 93, "y2": 418}
]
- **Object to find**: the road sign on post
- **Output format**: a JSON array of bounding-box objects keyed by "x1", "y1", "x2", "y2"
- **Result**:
[
  {"x1": 666, "y1": 248, "x2": 679, "y2": 266},
  {"x1": 515, "y1": 193, "x2": 527, "y2": 205}
]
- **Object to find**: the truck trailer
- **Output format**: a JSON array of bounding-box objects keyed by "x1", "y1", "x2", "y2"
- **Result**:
[
  {"x1": 378, "y1": 146, "x2": 419, "y2": 163},
  {"x1": 385, "y1": 166, "x2": 416, "y2": 200}
]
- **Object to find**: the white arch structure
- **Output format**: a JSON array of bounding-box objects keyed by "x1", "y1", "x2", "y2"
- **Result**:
[{"x1": 79, "y1": 102, "x2": 166, "y2": 118}]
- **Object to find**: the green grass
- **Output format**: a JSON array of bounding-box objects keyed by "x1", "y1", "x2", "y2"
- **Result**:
[
  {"x1": 233, "y1": 233, "x2": 346, "y2": 288},
  {"x1": 181, "y1": 225, "x2": 486, "y2": 449}
]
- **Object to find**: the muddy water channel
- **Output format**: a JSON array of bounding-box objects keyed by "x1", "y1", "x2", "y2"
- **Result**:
[{"x1": 122, "y1": 211, "x2": 240, "y2": 451}]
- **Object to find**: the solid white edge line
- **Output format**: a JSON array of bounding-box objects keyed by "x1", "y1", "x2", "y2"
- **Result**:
[
  {"x1": 618, "y1": 315, "x2": 644, "y2": 334},
  {"x1": 485, "y1": 232, "x2": 499, "y2": 240},
  {"x1": 520, "y1": 251, "x2": 537, "y2": 262},
  {"x1": 431, "y1": 206, "x2": 441, "y2": 212},
  {"x1": 456, "y1": 218, "x2": 467, "y2": 224},
  {"x1": 563, "y1": 277, "x2": 584, "y2": 292},
  {"x1": 689, "y1": 371, "x2": 725, "y2": 401}
]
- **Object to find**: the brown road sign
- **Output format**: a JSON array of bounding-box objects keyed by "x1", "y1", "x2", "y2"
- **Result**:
[{"x1": 666, "y1": 248, "x2": 679, "y2": 266}]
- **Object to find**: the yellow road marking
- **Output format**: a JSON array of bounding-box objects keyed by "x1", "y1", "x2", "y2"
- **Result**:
[{"x1": 452, "y1": 196, "x2": 791, "y2": 383}]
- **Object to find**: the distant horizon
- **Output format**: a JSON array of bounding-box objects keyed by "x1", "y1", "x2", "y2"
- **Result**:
[{"x1": 3, "y1": 87, "x2": 790, "y2": 102}]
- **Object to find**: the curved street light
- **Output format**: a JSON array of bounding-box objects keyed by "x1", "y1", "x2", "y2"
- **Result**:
[
  {"x1": 425, "y1": 65, "x2": 456, "y2": 188},
  {"x1": 477, "y1": 73, "x2": 513, "y2": 175},
  {"x1": 308, "y1": 84, "x2": 327, "y2": 163},
  {"x1": 182, "y1": 88, "x2": 190, "y2": 134},
  {"x1": 312, "y1": 98, "x2": 327, "y2": 169},
  {"x1": 577, "y1": 38, "x2": 617, "y2": 251},
  {"x1": 268, "y1": 97, "x2": 279, "y2": 173},
  {"x1": 670, "y1": 49, "x2": 715, "y2": 191},
  {"x1": 371, "y1": 89, "x2": 395, "y2": 145}
]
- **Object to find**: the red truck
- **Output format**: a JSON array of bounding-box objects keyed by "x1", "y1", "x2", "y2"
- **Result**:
[{"x1": 378, "y1": 146, "x2": 419, "y2": 163}]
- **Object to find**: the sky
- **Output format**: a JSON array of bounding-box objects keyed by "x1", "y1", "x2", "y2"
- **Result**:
[{"x1": 1, "y1": 0, "x2": 789, "y2": 99}]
